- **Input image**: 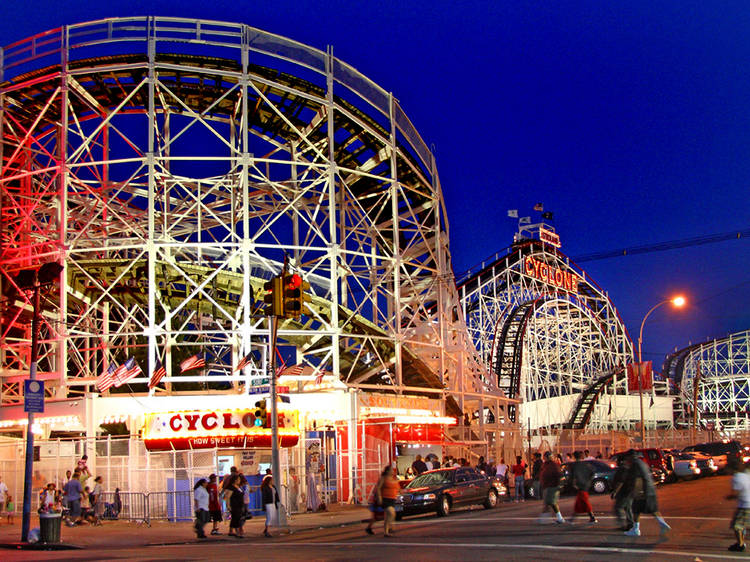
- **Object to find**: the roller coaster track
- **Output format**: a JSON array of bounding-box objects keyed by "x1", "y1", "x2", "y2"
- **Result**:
[{"x1": 564, "y1": 368, "x2": 619, "y2": 430}]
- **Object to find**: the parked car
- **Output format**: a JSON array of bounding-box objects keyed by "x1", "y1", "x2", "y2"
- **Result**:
[
  {"x1": 671, "y1": 453, "x2": 702, "y2": 480},
  {"x1": 559, "y1": 460, "x2": 617, "y2": 494},
  {"x1": 610, "y1": 450, "x2": 667, "y2": 485},
  {"x1": 396, "y1": 467, "x2": 498, "y2": 518},
  {"x1": 680, "y1": 451, "x2": 719, "y2": 477},
  {"x1": 683, "y1": 441, "x2": 743, "y2": 473}
]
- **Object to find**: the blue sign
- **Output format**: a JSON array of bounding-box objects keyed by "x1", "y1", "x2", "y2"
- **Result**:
[{"x1": 24, "y1": 380, "x2": 45, "y2": 413}]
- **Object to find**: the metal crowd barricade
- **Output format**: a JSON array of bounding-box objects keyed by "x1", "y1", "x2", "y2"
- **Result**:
[
  {"x1": 148, "y1": 490, "x2": 193, "y2": 523},
  {"x1": 98, "y1": 491, "x2": 149, "y2": 526}
]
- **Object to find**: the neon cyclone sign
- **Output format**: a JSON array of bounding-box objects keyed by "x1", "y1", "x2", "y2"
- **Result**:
[{"x1": 524, "y1": 256, "x2": 579, "y2": 293}]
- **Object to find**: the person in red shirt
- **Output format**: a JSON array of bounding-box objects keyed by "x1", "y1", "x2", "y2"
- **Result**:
[
  {"x1": 511, "y1": 456, "x2": 527, "y2": 502},
  {"x1": 207, "y1": 473, "x2": 223, "y2": 535}
]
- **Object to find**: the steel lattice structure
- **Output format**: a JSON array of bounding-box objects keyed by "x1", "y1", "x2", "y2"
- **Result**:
[
  {"x1": 458, "y1": 237, "x2": 634, "y2": 430},
  {"x1": 665, "y1": 329, "x2": 750, "y2": 432},
  {"x1": 0, "y1": 17, "x2": 514, "y2": 448}
]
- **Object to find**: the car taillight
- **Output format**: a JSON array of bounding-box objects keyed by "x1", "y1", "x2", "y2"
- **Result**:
[{"x1": 689, "y1": 461, "x2": 696, "y2": 468}]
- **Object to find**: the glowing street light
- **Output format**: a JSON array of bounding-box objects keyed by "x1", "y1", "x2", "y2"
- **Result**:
[{"x1": 636, "y1": 295, "x2": 687, "y2": 443}]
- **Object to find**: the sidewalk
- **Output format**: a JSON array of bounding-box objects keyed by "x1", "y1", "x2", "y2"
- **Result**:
[{"x1": 0, "y1": 503, "x2": 371, "y2": 549}]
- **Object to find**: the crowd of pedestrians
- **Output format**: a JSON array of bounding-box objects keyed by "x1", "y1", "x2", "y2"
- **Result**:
[
  {"x1": 192, "y1": 467, "x2": 281, "y2": 539},
  {"x1": 40, "y1": 455, "x2": 110, "y2": 527},
  {"x1": 497, "y1": 448, "x2": 671, "y2": 536}
]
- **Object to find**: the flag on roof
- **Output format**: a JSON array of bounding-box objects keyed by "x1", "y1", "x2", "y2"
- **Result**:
[
  {"x1": 149, "y1": 360, "x2": 167, "y2": 389},
  {"x1": 533, "y1": 203, "x2": 544, "y2": 212},
  {"x1": 97, "y1": 363, "x2": 117, "y2": 393},
  {"x1": 314, "y1": 370, "x2": 325, "y2": 385},
  {"x1": 180, "y1": 354, "x2": 206, "y2": 373},
  {"x1": 518, "y1": 216, "x2": 531, "y2": 225},
  {"x1": 541, "y1": 211, "x2": 554, "y2": 220},
  {"x1": 278, "y1": 364, "x2": 304, "y2": 378},
  {"x1": 114, "y1": 357, "x2": 142, "y2": 387},
  {"x1": 507, "y1": 209, "x2": 518, "y2": 218},
  {"x1": 235, "y1": 352, "x2": 254, "y2": 372}
]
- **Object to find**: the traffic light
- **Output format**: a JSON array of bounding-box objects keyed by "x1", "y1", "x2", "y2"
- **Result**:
[
  {"x1": 282, "y1": 273, "x2": 311, "y2": 319},
  {"x1": 263, "y1": 275, "x2": 283, "y2": 317},
  {"x1": 253, "y1": 400, "x2": 268, "y2": 428}
]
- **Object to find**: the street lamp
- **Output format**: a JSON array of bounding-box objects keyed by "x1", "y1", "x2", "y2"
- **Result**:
[
  {"x1": 636, "y1": 295, "x2": 686, "y2": 444},
  {"x1": 7, "y1": 261, "x2": 64, "y2": 543}
]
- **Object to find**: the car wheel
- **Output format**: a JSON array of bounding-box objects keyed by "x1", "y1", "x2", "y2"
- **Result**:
[
  {"x1": 484, "y1": 489, "x2": 498, "y2": 509},
  {"x1": 592, "y1": 479, "x2": 607, "y2": 494},
  {"x1": 437, "y1": 495, "x2": 451, "y2": 517}
]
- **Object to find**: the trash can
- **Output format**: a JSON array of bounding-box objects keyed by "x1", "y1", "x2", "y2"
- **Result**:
[{"x1": 39, "y1": 512, "x2": 62, "y2": 544}]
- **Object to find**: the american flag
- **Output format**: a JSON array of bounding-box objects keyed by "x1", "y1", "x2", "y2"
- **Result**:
[
  {"x1": 180, "y1": 354, "x2": 206, "y2": 373},
  {"x1": 278, "y1": 364, "x2": 304, "y2": 378},
  {"x1": 96, "y1": 364, "x2": 117, "y2": 393},
  {"x1": 235, "y1": 352, "x2": 254, "y2": 372},
  {"x1": 114, "y1": 357, "x2": 142, "y2": 387},
  {"x1": 533, "y1": 202, "x2": 544, "y2": 211},
  {"x1": 314, "y1": 370, "x2": 324, "y2": 385},
  {"x1": 149, "y1": 360, "x2": 167, "y2": 389}
]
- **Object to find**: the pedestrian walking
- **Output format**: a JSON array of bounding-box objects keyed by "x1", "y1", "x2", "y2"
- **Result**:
[
  {"x1": 538, "y1": 452, "x2": 565, "y2": 524},
  {"x1": 261, "y1": 475, "x2": 280, "y2": 538},
  {"x1": 727, "y1": 460, "x2": 750, "y2": 552},
  {"x1": 381, "y1": 465, "x2": 400, "y2": 537},
  {"x1": 63, "y1": 470, "x2": 83, "y2": 526},
  {"x1": 567, "y1": 451, "x2": 597, "y2": 523},
  {"x1": 222, "y1": 474, "x2": 245, "y2": 538},
  {"x1": 611, "y1": 457, "x2": 634, "y2": 531},
  {"x1": 622, "y1": 449, "x2": 670, "y2": 536},
  {"x1": 193, "y1": 478, "x2": 209, "y2": 539},
  {"x1": 511, "y1": 456, "x2": 527, "y2": 502},
  {"x1": 531, "y1": 452, "x2": 543, "y2": 499},
  {"x1": 91, "y1": 476, "x2": 104, "y2": 525},
  {"x1": 207, "y1": 474, "x2": 223, "y2": 535}
]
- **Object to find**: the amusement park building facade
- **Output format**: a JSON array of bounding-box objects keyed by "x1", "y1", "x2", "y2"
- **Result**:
[{"x1": 0, "y1": 17, "x2": 670, "y2": 503}]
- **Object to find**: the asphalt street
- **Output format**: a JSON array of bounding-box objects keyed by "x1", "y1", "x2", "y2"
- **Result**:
[{"x1": 1, "y1": 474, "x2": 742, "y2": 561}]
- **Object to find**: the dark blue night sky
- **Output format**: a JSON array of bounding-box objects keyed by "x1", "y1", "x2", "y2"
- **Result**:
[{"x1": 2, "y1": 1, "x2": 749, "y2": 366}]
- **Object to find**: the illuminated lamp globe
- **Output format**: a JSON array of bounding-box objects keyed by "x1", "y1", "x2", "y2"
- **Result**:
[{"x1": 671, "y1": 296, "x2": 686, "y2": 307}]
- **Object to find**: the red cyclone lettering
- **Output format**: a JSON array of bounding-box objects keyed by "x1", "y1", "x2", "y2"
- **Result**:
[
  {"x1": 555, "y1": 269, "x2": 563, "y2": 287},
  {"x1": 201, "y1": 412, "x2": 217, "y2": 430},
  {"x1": 184, "y1": 414, "x2": 200, "y2": 430},
  {"x1": 169, "y1": 415, "x2": 183, "y2": 432},
  {"x1": 223, "y1": 412, "x2": 240, "y2": 429},
  {"x1": 525, "y1": 256, "x2": 534, "y2": 275},
  {"x1": 242, "y1": 412, "x2": 254, "y2": 428}
]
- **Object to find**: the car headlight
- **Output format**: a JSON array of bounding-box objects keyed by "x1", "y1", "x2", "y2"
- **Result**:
[{"x1": 422, "y1": 493, "x2": 436, "y2": 500}]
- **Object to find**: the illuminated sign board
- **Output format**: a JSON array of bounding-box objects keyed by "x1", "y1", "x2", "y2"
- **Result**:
[
  {"x1": 524, "y1": 256, "x2": 579, "y2": 293},
  {"x1": 142, "y1": 408, "x2": 299, "y2": 451},
  {"x1": 539, "y1": 226, "x2": 561, "y2": 248}
]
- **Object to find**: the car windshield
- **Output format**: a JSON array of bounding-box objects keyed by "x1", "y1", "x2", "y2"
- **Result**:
[{"x1": 406, "y1": 471, "x2": 453, "y2": 488}]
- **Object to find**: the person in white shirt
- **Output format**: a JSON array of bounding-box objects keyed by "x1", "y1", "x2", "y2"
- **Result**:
[
  {"x1": 193, "y1": 479, "x2": 210, "y2": 539},
  {"x1": 496, "y1": 459, "x2": 509, "y2": 484},
  {"x1": 728, "y1": 462, "x2": 750, "y2": 552},
  {"x1": 583, "y1": 449, "x2": 595, "y2": 461}
]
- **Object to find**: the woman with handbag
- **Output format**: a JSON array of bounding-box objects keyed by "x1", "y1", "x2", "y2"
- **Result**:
[
  {"x1": 222, "y1": 475, "x2": 245, "y2": 537},
  {"x1": 366, "y1": 465, "x2": 399, "y2": 537}
]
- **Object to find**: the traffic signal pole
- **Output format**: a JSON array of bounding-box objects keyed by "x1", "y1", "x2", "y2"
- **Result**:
[{"x1": 268, "y1": 313, "x2": 287, "y2": 528}]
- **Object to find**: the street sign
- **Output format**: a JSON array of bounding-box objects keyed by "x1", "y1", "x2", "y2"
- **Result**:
[
  {"x1": 248, "y1": 385, "x2": 289, "y2": 395},
  {"x1": 24, "y1": 380, "x2": 44, "y2": 413}
]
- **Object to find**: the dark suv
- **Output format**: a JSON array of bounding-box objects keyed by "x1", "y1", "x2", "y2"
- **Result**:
[{"x1": 683, "y1": 441, "x2": 743, "y2": 473}]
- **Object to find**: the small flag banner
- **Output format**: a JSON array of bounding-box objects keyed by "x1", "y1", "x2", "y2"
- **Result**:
[
  {"x1": 149, "y1": 360, "x2": 167, "y2": 389},
  {"x1": 180, "y1": 354, "x2": 206, "y2": 373}
]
